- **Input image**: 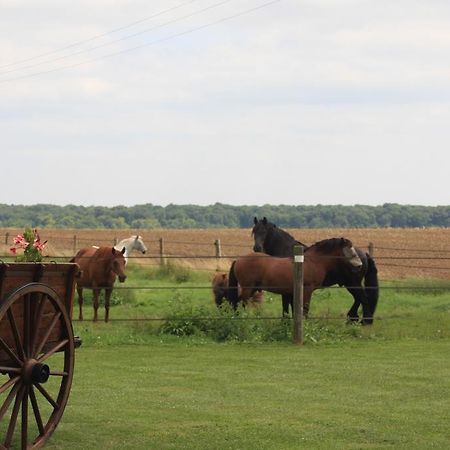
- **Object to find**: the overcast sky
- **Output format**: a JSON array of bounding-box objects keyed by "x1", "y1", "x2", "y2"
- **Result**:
[{"x1": 1, "y1": 0, "x2": 449, "y2": 207}]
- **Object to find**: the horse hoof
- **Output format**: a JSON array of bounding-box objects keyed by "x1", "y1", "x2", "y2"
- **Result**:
[
  {"x1": 361, "y1": 319, "x2": 373, "y2": 326},
  {"x1": 347, "y1": 316, "x2": 359, "y2": 323}
]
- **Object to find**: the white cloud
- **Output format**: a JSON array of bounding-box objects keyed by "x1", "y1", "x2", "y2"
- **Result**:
[{"x1": 1, "y1": 0, "x2": 449, "y2": 206}]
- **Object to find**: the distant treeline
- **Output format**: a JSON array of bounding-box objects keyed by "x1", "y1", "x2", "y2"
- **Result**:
[{"x1": 0, "y1": 203, "x2": 449, "y2": 229}]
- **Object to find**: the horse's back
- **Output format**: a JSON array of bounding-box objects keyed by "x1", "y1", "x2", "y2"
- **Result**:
[{"x1": 235, "y1": 253, "x2": 293, "y2": 294}]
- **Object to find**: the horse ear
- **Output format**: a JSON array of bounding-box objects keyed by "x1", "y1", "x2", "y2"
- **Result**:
[
  {"x1": 253, "y1": 217, "x2": 258, "y2": 225},
  {"x1": 121, "y1": 247, "x2": 126, "y2": 254},
  {"x1": 112, "y1": 247, "x2": 116, "y2": 254},
  {"x1": 262, "y1": 217, "x2": 267, "y2": 225}
]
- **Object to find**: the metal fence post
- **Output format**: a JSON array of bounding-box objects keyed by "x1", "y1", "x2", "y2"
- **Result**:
[{"x1": 293, "y1": 245, "x2": 304, "y2": 345}]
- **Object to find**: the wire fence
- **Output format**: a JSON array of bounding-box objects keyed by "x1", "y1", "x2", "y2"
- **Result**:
[{"x1": 2, "y1": 230, "x2": 450, "y2": 330}]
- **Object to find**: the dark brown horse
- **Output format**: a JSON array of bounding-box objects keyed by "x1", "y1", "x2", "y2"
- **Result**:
[
  {"x1": 228, "y1": 237, "x2": 375, "y2": 323},
  {"x1": 251, "y1": 217, "x2": 379, "y2": 323},
  {"x1": 71, "y1": 246, "x2": 127, "y2": 322},
  {"x1": 212, "y1": 272, "x2": 263, "y2": 307}
]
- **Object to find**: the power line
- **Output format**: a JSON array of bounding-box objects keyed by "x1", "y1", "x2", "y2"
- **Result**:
[
  {"x1": 0, "y1": 0, "x2": 281, "y2": 84},
  {"x1": 0, "y1": 0, "x2": 202, "y2": 70},
  {"x1": 0, "y1": 0, "x2": 235, "y2": 76}
]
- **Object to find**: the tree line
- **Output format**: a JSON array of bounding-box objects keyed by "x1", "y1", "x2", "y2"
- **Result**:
[{"x1": 0, "y1": 203, "x2": 448, "y2": 229}]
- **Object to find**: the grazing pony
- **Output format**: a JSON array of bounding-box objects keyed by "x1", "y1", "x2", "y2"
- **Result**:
[
  {"x1": 252, "y1": 217, "x2": 379, "y2": 323},
  {"x1": 114, "y1": 235, "x2": 147, "y2": 264},
  {"x1": 228, "y1": 237, "x2": 375, "y2": 324},
  {"x1": 212, "y1": 272, "x2": 263, "y2": 307},
  {"x1": 71, "y1": 246, "x2": 127, "y2": 322}
]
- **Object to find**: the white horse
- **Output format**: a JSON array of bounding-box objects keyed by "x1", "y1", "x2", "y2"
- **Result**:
[{"x1": 114, "y1": 235, "x2": 148, "y2": 264}]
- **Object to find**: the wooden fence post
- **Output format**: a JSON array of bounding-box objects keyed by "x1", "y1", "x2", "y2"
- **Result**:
[
  {"x1": 159, "y1": 238, "x2": 165, "y2": 266},
  {"x1": 214, "y1": 239, "x2": 222, "y2": 270},
  {"x1": 293, "y1": 245, "x2": 304, "y2": 345},
  {"x1": 4, "y1": 232, "x2": 9, "y2": 256},
  {"x1": 368, "y1": 242, "x2": 374, "y2": 258}
]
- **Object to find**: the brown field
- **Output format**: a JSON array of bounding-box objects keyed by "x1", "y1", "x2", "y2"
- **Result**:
[{"x1": 1, "y1": 227, "x2": 449, "y2": 280}]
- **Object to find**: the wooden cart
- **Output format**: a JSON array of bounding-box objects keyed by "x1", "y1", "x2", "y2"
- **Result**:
[{"x1": 0, "y1": 262, "x2": 80, "y2": 449}]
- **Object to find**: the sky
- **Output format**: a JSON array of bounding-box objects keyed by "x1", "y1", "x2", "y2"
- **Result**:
[{"x1": 1, "y1": 0, "x2": 449, "y2": 207}]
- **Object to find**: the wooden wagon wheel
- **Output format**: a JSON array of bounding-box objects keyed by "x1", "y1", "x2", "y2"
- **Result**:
[{"x1": 0, "y1": 283, "x2": 75, "y2": 449}]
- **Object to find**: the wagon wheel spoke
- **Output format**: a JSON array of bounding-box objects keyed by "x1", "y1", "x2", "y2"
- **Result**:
[
  {"x1": 21, "y1": 385, "x2": 29, "y2": 450},
  {"x1": 29, "y1": 386, "x2": 44, "y2": 436},
  {"x1": 6, "y1": 309, "x2": 25, "y2": 362},
  {"x1": 49, "y1": 370, "x2": 68, "y2": 377},
  {"x1": 34, "y1": 384, "x2": 58, "y2": 410},
  {"x1": 0, "y1": 337, "x2": 22, "y2": 370},
  {"x1": 4, "y1": 384, "x2": 25, "y2": 448},
  {"x1": 38, "y1": 339, "x2": 69, "y2": 364},
  {"x1": 23, "y1": 293, "x2": 31, "y2": 359},
  {"x1": 0, "y1": 367, "x2": 21, "y2": 376},
  {"x1": 34, "y1": 312, "x2": 61, "y2": 357},
  {"x1": 30, "y1": 293, "x2": 47, "y2": 358},
  {"x1": 0, "y1": 381, "x2": 22, "y2": 422},
  {"x1": 0, "y1": 376, "x2": 20, "y2": 396}
]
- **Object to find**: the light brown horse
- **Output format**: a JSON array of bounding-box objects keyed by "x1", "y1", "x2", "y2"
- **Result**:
[
  {"x1": 228, "y1": 238, "x2": 371, "y2": 323},
  {"x1": 71, "y1": 246, "x2": 127, "y2": 322},
  {"x1": 212, "y1": 272, "x2": 263, "y2": 307}
]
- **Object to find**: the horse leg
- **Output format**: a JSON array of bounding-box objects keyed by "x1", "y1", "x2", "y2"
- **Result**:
[
  {"x1": 346, "y1": 286, "x2": 373, "y2": 325},
  {"x1": 303, "y1": 288, "x2": 313, "y2": 318},
  {"x1": 239, "y1": 288, "x2": 253, "y2": 307},
  {"x1": 281, "y1": 294, "x2": 292, "y2": 318},
  {"x1": 346, "y1": 288, "x2": 360, "y2": 322},
  {"x1": 92, "y1": 288, "x2": 100, "y2": 322},
  {"x1": 104, "y1": 288, "x2": 112, "y2": 323},
  {"x1": 77, "y1": 287, "x2": 84, "y2": 321}
]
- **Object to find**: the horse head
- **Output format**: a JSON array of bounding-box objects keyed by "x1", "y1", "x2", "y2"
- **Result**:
[
  {"x1": 340, "y1": 238, "x2": 363, "y2": 268},
  {"x1": 111, "y1": 247, "x2": 127, "y2": 282},
  {"x1": 252, "y1": 216, "x2": 273, "y2": 252},
  {"x1": 134, "y1": 235, "x2": 147, "y2": 254}
]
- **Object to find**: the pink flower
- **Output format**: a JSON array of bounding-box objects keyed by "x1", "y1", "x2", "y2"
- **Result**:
[
  {"x1": 33, "y1": 240, "x2": 46, "y2": 252},
  {"x1": 10, "y1": 247, "x2": 17, "y2": 255},
  {"x1": 13, "y1": 234, "x2": 29, "y2": 248}
]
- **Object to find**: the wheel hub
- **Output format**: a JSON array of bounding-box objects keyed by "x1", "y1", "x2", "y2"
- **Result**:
[{"x1": 23, "y1": 359, "x2": 50, "y2": 384}]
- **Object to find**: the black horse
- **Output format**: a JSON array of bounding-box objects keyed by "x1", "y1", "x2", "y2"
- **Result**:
[{"x1": 251, "y1": 217, "x2": 379, "y2": 324}]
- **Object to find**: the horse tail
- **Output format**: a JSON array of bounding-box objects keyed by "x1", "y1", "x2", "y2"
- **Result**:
[
  {"x1": 227, "y1": 261, "x2": 239, "y2": 309},
  {"x1": 364, "y1": 255, "x2": 379, "y2": 316}
]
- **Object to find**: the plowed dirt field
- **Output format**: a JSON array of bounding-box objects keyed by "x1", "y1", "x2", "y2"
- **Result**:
[{"x1": 1, "y1": 227, "x2": 449, "y2": 280}]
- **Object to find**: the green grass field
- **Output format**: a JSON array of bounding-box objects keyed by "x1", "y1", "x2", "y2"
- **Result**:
[{"x1": 6, "y1": 264, "x2": 450, "y2": 449}]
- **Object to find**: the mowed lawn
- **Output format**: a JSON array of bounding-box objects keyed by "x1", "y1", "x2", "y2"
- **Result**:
[{"x1": 45, "y1": 337, "x2": 450, "y2": 450}]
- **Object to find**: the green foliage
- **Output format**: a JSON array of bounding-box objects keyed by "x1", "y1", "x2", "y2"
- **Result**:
[
  {"x1": 10, "y1": 227, "x2": 46, "y2": 262},
  {"x1": 150, "y1": 262, "x2": 192, "y2": 283},
  {"x1": 0, "y1": 203, "x2": 449, "y2": 228}
]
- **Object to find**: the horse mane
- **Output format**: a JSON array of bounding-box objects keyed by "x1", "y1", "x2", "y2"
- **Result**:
[
  {"x1": 259, "y1": 219, "x2": 307, "y2": 248},
  {"x1": 309, "y1": 237, "x2": 351, "y2": 254},
  {"x1": 116, "y1": 235, "x2": 139, "y2": 246}
]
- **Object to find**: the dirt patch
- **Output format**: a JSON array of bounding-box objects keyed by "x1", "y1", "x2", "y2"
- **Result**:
[{"x1": 1, "y1": 227, "x2": 449, "y2": 280}]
